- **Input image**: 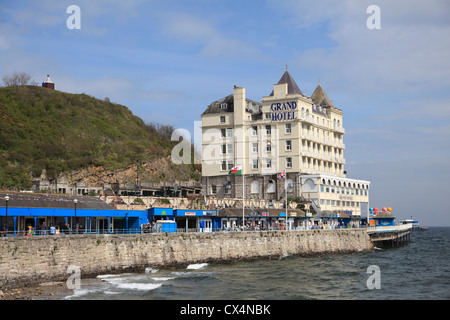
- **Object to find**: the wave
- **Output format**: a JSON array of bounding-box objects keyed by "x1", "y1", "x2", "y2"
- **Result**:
[
  {"x1": 115, "y1": 282, "x2": 162, "y2": 291},
  {"x1": 145, "y1": 267, "x2": 159, "y2": 274},
  {"x1": 151, "y1": 277, "x2": 175, "y2": 281},
  {"x1": 64, "y1": 289, "x2": 93, "y2": 300},
  {"x1": 103, "y1": 290, "x2": 121, "y2": 295},
  {"x1": 186, "y1": 263, "x2": 208, "y2": 270}
]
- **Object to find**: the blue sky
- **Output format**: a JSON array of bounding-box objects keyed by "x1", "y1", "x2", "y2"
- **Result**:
[{"x1": 1, "y1": 0, "x2": 449, "y2": 226}]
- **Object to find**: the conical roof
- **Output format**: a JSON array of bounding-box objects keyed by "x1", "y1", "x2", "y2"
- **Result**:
[
  {"x1": 311, "y1": 83, "x2": 334, "y2": 108},
  {"x1": 44, "y1": 75, "x2": 54, "y2": 84},
  {"x1": 269, "y1": 70, "x2": 303, "y2": 96}
]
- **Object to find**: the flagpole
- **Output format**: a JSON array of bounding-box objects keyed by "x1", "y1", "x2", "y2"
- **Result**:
[
  {"x1": 242, "y1": 172, "x2": 245, "y2": 229},
  {"x1": 285, "y1": 169, "x2": 288, "y2": 230}
]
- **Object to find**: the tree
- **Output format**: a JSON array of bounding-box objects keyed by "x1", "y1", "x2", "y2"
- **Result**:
[{"x1": 2, "y1": 72, "x2": 32, "y2": 87}]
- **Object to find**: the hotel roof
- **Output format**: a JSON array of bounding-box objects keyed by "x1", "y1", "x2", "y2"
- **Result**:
[
  {"x1": 202, "y1": 94, "x2": 262, "y2": 115},
  {"x1": 311, "y1": 83, "x2": 334, "y2": 108},
  {"x1": 269, "y1": 70, "x2": 304, "y2": 96}
]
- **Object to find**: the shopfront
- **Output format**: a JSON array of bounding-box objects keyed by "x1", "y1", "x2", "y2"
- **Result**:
[{"x1": 174, "y1": 209, "x2": 220, "y2": 232}]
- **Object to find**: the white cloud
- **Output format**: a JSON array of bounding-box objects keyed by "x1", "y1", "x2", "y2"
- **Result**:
[
  {"x1": 160, "y1": 11, "x2": 267, "y2": 60},
  {"x1": 277, "y1": 0, "x2": 450, "y2": 96}
]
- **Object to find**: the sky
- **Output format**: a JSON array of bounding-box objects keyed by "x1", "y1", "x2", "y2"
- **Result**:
[{"x1": 1, "y1": 0, "x2": 449, "y2": 226}]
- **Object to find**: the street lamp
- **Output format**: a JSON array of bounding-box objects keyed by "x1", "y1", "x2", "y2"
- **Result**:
[
  {"x1": 4, "y1": 196, "x2": 9, "y2": 236},
  {"x1": 74, "y1": 199, "x2": 78, "y2": 234}
]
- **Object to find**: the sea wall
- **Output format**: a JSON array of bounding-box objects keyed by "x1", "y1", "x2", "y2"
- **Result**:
[{"x1": 0, "y1": 229, "x2": 373, "y2": 288}]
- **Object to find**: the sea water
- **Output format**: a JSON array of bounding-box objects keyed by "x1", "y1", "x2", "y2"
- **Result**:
[{"x1": 64, "y1": 227, "x2": 449, "y2": 300}]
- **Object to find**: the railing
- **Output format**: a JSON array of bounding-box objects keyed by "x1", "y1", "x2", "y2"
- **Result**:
[
  {"x1": 0, "y1": 228, "x2": 145, "y2": 237},
  {"x1": 366, "y1": 223, "x2": 413, "y2": 234},
  {"x1": 1, "y1": 224, "x2": 368, "y2": 237}
]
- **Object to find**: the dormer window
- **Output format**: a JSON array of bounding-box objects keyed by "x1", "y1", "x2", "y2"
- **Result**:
[{"x1": 221, "y1": 103, "x2": 228, "y2": 110}]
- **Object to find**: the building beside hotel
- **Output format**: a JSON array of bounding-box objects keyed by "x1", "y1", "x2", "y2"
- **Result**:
[{"x1": 201, "y1": 70, "x2": 370, "y2": 218}]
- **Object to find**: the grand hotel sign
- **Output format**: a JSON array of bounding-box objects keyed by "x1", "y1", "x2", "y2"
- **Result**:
[{"x1": 268, "y1": 101, "x2": 297, "y2": 122}]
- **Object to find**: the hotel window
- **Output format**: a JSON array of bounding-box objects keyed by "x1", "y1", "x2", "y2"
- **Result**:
[
  {"x1": 251, "y1": 180, "x2": 260, "y2": 194},
  {"x1": 227, "y1": 144, "x2": 233, "y2": 154},
  {"x1": 222, "y1": 144, "x2": 226, "y2": 154},
  {"x1": 220, "y1": 116, "x2": 225, "y2": 123},
  {"x1": 227, "y1": 128, "x2": 233, "y2": 137},
  {"x1": 285, "y1": 123, "x2": 291, "y2": 134},
  {"x1": 221, "y1": 161, "x2": 226, "y2": 171},
  {"x1": 267, "y1": 179, "x2": 276, "y2": 193},
  {"x1": 211, "y1": 185, "x2": 217, "y2": 194},
  {"x1": 265, "y1": 125, "x2": 271, "y2": 135},
  {"x1": 266, "y1": 144, "x2": 271, "y2": 152},
  {"x1": 252, "y1": 143, "x2": 258, "y2": 153},
  {"x1": 287, "y1": 179, "x2": 294, "y2": 192},
  {"x1": 252, "y1": 126, "x2": 258, "y2": 136},
  {"x1": 227, "y1": 162, "x2": 234, "y2": 171},
  {"x1": 286, "y1": 157, "x2": 292, "y2": 168},
  {"x1": 266, "y1": 159, "x2": 272, "y2": 168},
  {"x1": 286, "y1": 140, "x2": 292, "y2": 151},
  {"x1": 224, "y1": 181, "x2": 231, "y2": 194},
  {"x1": 265, "y1": 113, "x2": 271, "y2": 120},
  {"x1": 221, "y1": 128, "x2": 226, "y2": 138},
  {"x1": 253, "y1": 159, "x2": 258, "y2": 169}
]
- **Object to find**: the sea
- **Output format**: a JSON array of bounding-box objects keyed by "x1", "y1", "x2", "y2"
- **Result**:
[{"x1": 65, "y1": 227, "x2": 449, "y2": 302}]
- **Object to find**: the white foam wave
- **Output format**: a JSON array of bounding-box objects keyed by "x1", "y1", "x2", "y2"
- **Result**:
[
  {"x1": 103, "y1": 290, "x2": 121, "y2": 295},
  {"x1": 186, "y1": 263, "x2": 208, "y2": 270},
  {"x1": 151, "y1": 277, "x2": 174, "y2": 281},
  {"x1": 145, "y1": 267, "x2": 159, "y2": 274},
  {"x1": 64, "y1": 289, "x2": 92, "y2": 299},
  {"x1": 115, "y1": 282, "x2": 162, "y2": 291}
]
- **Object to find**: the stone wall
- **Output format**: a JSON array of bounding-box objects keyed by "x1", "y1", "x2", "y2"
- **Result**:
[{"x1": 0, "y1": 229, "x2": 373, "y2": 289}]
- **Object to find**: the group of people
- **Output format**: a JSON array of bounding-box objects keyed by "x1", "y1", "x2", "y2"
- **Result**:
[{"x1": 24, "y1": 223, "x2": 79, "y2": 236}]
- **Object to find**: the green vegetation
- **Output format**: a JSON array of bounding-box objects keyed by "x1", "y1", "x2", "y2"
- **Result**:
[{"x1": 0, "y1": 85, "x2": 199, "y2": 189}]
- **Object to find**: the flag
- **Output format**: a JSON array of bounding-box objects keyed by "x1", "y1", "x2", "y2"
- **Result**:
[
  {"x1": 277, "y1": 170, "x2": 286, "y2": 180},
  {"x1": 228, "y1": 165, "x2": 242, "y2": 175}
]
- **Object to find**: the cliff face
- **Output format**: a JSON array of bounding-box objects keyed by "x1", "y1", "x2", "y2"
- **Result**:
[
  {"x1": 49, "y1": 156, "x2": 200, "y2": 187},
  {"x1": 0, "y1": 85, "x2": 200, "y2": 189}
]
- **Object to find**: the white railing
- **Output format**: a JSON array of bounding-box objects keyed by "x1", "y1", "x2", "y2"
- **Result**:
[{"x1": 367, "y1": 223, "x2": 412, "y2": 234}]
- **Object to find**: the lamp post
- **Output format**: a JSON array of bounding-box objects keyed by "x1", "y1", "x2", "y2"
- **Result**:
[
  {"x1": 4, "y1": 196, "x2": 9, "y2": 236},
  {"x1": 74, "y1": 199, "x2": 78, "y2": 234}
]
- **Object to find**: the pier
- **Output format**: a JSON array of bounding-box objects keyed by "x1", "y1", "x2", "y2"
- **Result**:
[{"x1": 367, "y1": 223, "x2": 412, "y2": 248}]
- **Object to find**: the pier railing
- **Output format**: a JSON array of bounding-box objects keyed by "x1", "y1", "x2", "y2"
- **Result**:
[{"x1": 366, "y1": 223, "x2": 412, "y2": 234}]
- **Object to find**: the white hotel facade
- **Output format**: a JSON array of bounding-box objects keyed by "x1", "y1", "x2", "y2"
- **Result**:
[{"x1": 201, "y1": 70, "x2": 370, "y2": 217}]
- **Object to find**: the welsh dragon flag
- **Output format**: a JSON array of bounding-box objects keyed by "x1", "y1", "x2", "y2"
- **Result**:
[{"x1": 228, "y1": 165, "x2": 242, "y2": 175}]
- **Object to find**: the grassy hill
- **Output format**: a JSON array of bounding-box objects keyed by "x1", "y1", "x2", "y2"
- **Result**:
[{"x1": 0, "y1": 85, "x2": 199, "y2": 189}]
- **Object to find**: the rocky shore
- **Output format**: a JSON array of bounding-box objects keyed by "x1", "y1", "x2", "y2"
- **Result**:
[{"x1": 0, "y1": 281, "x2": 73, "y2": 300}]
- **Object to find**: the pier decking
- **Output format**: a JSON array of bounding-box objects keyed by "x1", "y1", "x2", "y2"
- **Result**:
[{"x1": 367, "y1": 223, "x2": 413, "y2": 248}]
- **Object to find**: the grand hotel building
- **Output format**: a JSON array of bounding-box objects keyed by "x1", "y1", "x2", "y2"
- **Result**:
[{"x1": 201, "y1": 70, "x2": 370, "y2": 217}]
